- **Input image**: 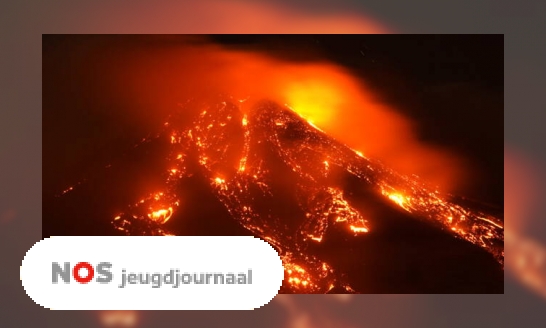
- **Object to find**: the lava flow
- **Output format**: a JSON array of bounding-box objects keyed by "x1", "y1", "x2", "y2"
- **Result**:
[{"x1": 109, "y1": 96, "x2": 504, "y2": 293}]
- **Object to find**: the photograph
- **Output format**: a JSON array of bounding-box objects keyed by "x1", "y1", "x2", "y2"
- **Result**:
[{"x1": 43, "y1": 34, "x2": 504, "y2": 294}]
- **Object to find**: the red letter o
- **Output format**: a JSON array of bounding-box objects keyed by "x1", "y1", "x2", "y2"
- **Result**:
[{"x1": 73, "y1": 262, "x2": 94, "y2": 284}]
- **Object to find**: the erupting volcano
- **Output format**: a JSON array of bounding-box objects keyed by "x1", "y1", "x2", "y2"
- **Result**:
[
  {"x1": 44, "y1": 35, "x2": 504, "y2": 294},
  {"x1": 62, "y1": 95, "x2": 501, "y2": 294}
]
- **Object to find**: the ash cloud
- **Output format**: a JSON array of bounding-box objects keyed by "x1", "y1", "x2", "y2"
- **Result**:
[{"x1": 65, "y1": 36, "x2": 467, "y2": 193}]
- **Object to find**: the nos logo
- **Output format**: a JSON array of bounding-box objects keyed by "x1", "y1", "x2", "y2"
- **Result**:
[{"x1": 52, "y1": 262, "x2": 113, "y2": 284}]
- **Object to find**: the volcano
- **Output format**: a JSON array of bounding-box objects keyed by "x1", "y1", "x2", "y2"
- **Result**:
[{"x1": 44, "y1": 96, "x2": 504, "y2": 293}]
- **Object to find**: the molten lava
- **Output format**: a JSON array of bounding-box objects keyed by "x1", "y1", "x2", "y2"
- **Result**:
[{"x1": 109, "y1": 97, "x2": 504, "y2": 293}]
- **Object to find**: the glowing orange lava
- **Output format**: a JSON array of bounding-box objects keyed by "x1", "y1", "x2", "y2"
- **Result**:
[
  {"x1": 350, "y1": 225, "x2": 369, "y2": 233},
  {"x1": 109, "y1": 96, "x2": 502, "y2": 291},
  {"x1": 387, "y1": 192, "x2": 410, "y2": 210},
  {"x1": 148, "y1": 207, "x2": 173, "y2": 224}
]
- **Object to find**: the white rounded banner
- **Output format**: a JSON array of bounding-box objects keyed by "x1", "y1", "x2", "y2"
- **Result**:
[{"x1": 21, "y1": 236, "x2": 284, "y2": 310}]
